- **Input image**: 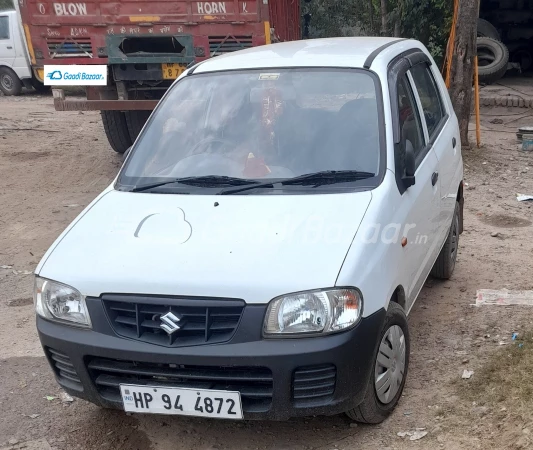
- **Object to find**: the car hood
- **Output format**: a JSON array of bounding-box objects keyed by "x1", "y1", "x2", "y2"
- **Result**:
[{"x1": 39, "y1": 189, "x2": 372, "y2": 304}]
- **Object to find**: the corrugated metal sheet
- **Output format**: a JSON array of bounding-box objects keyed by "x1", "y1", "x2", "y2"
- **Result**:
[{"x1": 270, "y1": 0, "x2": 301, "y2": 41}]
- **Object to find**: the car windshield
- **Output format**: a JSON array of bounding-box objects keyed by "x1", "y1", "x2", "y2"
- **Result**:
[{"x1": 118, "y1": 68, "x2": 383, "y2": 193}]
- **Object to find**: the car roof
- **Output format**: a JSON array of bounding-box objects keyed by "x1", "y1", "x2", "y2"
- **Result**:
[{"x1": 194, "y1": 37, "x2": 409, "y2": 74}]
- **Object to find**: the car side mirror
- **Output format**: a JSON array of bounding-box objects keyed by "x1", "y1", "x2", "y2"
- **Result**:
[
  {"x1": 123, "y1": 146, "x2": 132, "y2": 162},
  {"x1": 402, "y1": 140, "x2": 416, "y2": 189}
]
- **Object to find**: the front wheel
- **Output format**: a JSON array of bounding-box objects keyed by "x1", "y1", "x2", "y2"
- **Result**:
[
  {"x1": 0, "y1": 67, "x2": 22, "y2": 96},
  {"x1": 346, "y1": 302, "x2": 410, "y2": 424}
]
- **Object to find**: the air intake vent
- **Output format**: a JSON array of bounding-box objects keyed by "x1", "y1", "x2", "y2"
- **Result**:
[
  {"x1": 88, "y1": 357, "x2": 273, "y2": 413},
  {"x1": 209, "y1": 35, "x2": 253, "y2": 56},
  {"x1": 47, "y1": 38, "x2": 92, "y2": 58},
  {"x1": 46, "y1": 348, "x2": 83, "y2": 391},
  {"x1": 292, "y1": 364, "x2": 336, "y2": 406}
]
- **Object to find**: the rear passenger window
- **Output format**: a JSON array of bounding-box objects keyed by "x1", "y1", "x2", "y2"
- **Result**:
[
  {"x1": 0, "y1": 17, "x2": 9, "y2": 40},
  {"x1": 409, "y1": 64, "x2": 445, "y2": 138},
  {"x1": 397, "y1": 77, "x2": 424, "y2": 164}
]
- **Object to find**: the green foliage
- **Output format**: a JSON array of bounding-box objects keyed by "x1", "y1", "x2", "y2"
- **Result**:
[
  {"x1": 304, "y1": 0, "x2": 453, "y2": 65},
  {"x1": 304, "y1": 0, "x2": 378, "y2": 38},
  {"x1": 0, "y1": 0, "x2": 14, "y2": 11},
  {"x1": 397, "y1": 0, "x2": 453, "y2": 66}
]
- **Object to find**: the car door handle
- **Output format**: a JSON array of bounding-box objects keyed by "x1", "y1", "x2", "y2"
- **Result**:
[
  {"x1": 6, "y1": 46, "x2": 13, "y2": 49},
  {"x1": 452, "y1": 137, "x2": 456, "y2": 148},
  {"x1": 431, "y1": 172, "x2": 439, "y2": 186}
]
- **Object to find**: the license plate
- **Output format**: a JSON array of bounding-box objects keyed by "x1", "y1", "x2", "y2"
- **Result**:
[
  {"x1": 120, "y1": 384, "x2": 243, "y2": 419},
  {"x1": 161, "y1": 63, "x2": 186, "y2": 80}
]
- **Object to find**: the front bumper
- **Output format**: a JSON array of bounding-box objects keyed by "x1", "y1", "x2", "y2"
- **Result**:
[{"x1": 38, "y1": 302, "x2": 386, "y2": 421}]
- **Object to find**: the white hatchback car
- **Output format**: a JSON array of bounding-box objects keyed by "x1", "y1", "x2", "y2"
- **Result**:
[{"x1": 35, "y1": 37, "x2": 463, "y2": 423}]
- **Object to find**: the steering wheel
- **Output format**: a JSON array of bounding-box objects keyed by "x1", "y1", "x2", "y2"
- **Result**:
[{"x1": 188, "y1": 136, "x2": 236, "y2": 156}]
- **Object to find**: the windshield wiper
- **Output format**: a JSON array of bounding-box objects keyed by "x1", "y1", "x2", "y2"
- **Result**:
[
  {"x1": 282, "y1": 170, "x2": 375, "y2": 186},
  {"x1": 131, "y1": 176, "x2": 256, "y2": 192},
  {"x1": 219, "y1": 170, "x2": 375, "y2": 195}
]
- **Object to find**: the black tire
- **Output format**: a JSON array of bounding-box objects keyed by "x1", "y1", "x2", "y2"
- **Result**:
[
  {"x1": 125, "y1": 111, "x2": 151, "y2": 142},
  {"x1": 101, "y1": 110, "x2": 133, "y2": 154},
  {"x1": 346, "y1": 302, "x2": 410, "y2": 424},
  {"x1": 431, "y1": 201, "x2": 460, "y2": 280},
  {"x1": 31, "y1": 78, "x2": 51, "y2": 93},
  {"x1": 477, "y1": 37, "x2": 509, "y2": 85},
  {"x1": 0, "y1": 67, "x2": 23, "y2": 96},
  {"x1": 477, "y1": 18, "x2": 501, "y2": 41}
]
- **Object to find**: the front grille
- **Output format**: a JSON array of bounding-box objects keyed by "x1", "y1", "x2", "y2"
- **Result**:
[
  {"x1": 46, "y1": 348, "x2": 83, "y2": 391},
  {"x1": 88, "y1": 357, "x2": 273, "y2": 412},
  {"x1": 102, "y1": 295, "x2": 244, "y2": 347},
  {"x1": 209, "y1": 35, "x2": 253, "y2": 56},
  {"x1": 292, "y1": 364, "x2": 336, "y2": 406},
  {"x1": 47, "y1": 38, "x2": 93, "y2": 58}
]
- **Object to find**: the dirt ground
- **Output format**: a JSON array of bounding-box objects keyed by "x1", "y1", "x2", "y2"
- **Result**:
[{"x1": 1, "y1": 92, "x2": 533, "y2": 450}]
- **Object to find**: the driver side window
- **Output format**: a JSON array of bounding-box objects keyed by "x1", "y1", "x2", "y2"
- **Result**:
[
  {"x1": 0, "y1": 17, "x2": 9, "y2": 40},
  {"x1": 397, "y1": 76, "x2": 425, "y2": 167},
  {"x1": 409, "y1": 63, "x2": 446, "y2": 138}
]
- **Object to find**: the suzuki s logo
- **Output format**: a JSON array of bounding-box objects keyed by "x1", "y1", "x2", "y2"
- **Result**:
[{"x1": 160, "y1": 312, "x2": 182, "y2": 335}]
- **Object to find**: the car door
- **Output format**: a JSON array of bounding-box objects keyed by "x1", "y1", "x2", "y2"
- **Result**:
[
  {"x1": 408, "y1": 62, "x2": 459, "y2": 244},
  {"x1": 394, "y1": 74, "x2": 441, "y2": 311},
  {"x1": 0, "y1": 14, "x2": 16, "y2": 68}
]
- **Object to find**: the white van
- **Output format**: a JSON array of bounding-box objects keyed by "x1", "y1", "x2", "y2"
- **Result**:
[{"x1": 0, "y1": 9, "x2": 46, "y2": 95}]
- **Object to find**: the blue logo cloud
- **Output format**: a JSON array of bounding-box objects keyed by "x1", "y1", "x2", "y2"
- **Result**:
[{"x1": 46, "y1": 70, "x2": 63, "y2": 80}]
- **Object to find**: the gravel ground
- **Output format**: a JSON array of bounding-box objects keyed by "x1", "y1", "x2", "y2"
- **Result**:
[{"x1": 1, "y1": 93, "x2": 533, "y2": 449}]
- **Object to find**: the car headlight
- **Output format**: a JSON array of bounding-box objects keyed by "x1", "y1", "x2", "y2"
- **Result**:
[
  {"x1": 34, "y1": 277, "x2": 91, "y2": 328},
  {"x1": 263, "y1": 288, "x2": 362, "y2": 337}
]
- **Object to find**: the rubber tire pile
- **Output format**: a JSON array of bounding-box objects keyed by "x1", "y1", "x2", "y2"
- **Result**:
[{"x1": 477, "y1": 18, "x2": 510, "y2": 85}]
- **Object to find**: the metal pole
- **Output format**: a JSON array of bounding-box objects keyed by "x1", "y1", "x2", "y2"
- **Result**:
[{"x1": 474, "y1": 56, "x2": 481, "y2": 148}]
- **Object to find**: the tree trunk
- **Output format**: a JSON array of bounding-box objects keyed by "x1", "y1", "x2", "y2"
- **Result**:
[
  {"x1": 380, "y1": 0, "x2": 388, "y2": 36},
  {"x1": 448, "y1": 0, "x2": 478, "y2": 148},
  {"x1": 394, "y1": 20, "x2": 401, "y2": 37},
  {"x1": 369, "y1": 0, "x2": 375, "y2": 35}
]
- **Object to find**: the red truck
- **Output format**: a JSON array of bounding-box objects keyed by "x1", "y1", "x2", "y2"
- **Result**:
[{"x1": 17, "y1": 0, "x2": 300, "y2": 153}]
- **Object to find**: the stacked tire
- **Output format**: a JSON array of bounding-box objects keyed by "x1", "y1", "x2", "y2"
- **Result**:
[
  {"x1": 476, "y1": 19, "x2": 509, "y2": 85},
  {"x1": 477, "y1": 18, "x2": 501, "y2": 41}
]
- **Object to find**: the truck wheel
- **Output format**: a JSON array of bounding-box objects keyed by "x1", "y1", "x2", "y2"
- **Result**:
[
  {"x1": 431, "y1": 201, "x2": 460, "y2": 280},
  {"x1": 0, "y1": 67, "x2": 23, "y2": 96},
  {"x1": 477, "y1": 37, "x2": 509, "y2": 85},
  {"x1": 346, "y1": 302, "x2": 409, "y2": 424},
  {"x1": 477, "y1": 18, "x2": 501, "y2": 41},
  {"x1": 31, "y1": 78, "x2": 51, "y2": 94},
  {"x1": 125, "y1": 111, "x2": 151, "y2": 142},
  {"x1": 101, "y1": 110, "x2": 133, "y2": 154}
]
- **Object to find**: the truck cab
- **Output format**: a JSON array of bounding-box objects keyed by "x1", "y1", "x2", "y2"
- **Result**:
[{"x1": 0, "y1": 9, "x2": 33, "y2": 96}]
